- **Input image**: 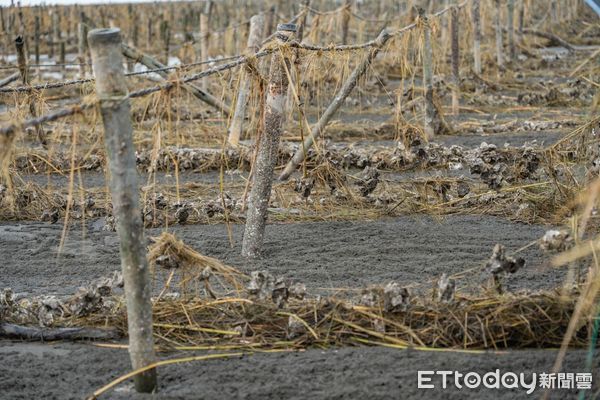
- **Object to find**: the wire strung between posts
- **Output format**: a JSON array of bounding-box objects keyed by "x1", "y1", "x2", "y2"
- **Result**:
[
  {"x1": 0, "y1": 62, "x2": 91, "y2": 70},
  {"x1": 0, "y1": 102, "x2": 94, "y2": 137},
  {"x1": 0, "y1": 1, "x2": 469, "y2": 136},
  {"x1": 0, "y1": 54, "x2": 244, "y2": 94},
  {"x1": 304, "y1": 5, "x2": 346, "y2": 16}
]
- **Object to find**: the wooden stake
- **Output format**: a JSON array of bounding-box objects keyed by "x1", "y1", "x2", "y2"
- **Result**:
[
  {"x1": 264, "y1": 5, "x2": 276, "y2": 38},
  {"x1": 451, "y1": 6, "x2": 460, "y2": 116},
  {"x1": 199, "y1": 12, "x2": 209, "y2": 90},
  {"x1": 341, "y1": 0, "x2": 351, "y2": 45},
  {"x1": 33, "y1": 15, "x2": 39, "y2": 65},
  {"x1": 160, "y1": 19, "x2": 170, "y2": 65},
  {"x1": 421, "y1": 10, "x2": 451, "y2": 139},
  {"x1": 518, "y1": 0, "x2": 524, "y2": 44},
  {"x1": 228, "y1": 14, "x2": 264, "y2": 146},
  {"x1": 471, "y1": 0, "x2": 482, "y2": 74},
  {"x1": 494, "y1": 0, "x2": 504, "y2": 70},
  {"x1": 14, "y1": 35, "x2": 28, "y2": 84},
  {"x1": 507, "y1": 0, "x2": 516, "y2": 62},
  {"x1": 78, "y1": 14, "x2": 87, "y2": 78},
  {"x1": 59, "y1": 40, "x2": 66, "y2": 77},
  {"x1": 51, "y1": 10, "x2": 59, "y2": 60},
  {"x1": 88, "y1": 27, "x2": 157, "y2": 394},
  {"x1": 279, "y1": 29, "x2": 393, "y2": 181},
  {"x1": 242, "y1": 23, "x2": 296, "y2": 259},
  {"x1": 121, "y1": 43, "x2": 230, "y2": 116},
  {"x1": 146, "y1": 16, "x2": 153, "y2": 50}
]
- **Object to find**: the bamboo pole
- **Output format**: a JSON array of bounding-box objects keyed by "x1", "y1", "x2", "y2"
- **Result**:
[
  {"x1": 494, "y1": 0, "x2": 504, "y2": 70},
  {"x1": 451, "y1": 5, "x2": 460, "y2": 116},
  {"x1": 228, "y1": 14, "x2": 264, "y2": 146},
  {"x1": 278, "y1": 28, "x2": 393, "y2": 181},
  {"x1": 88, "y1": 27, "x2": 157, "y2": 394},
  {"x1": 471, "y1": 0, "x2": 482, "y2": 74},
  {"x1": 242, "y1": 23, "x2": 296, "y2": 259}
]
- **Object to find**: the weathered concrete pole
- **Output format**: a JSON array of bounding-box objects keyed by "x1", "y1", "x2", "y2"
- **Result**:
[
  {"x1": 471, "y1": 0, "x2": 482, "y2": 74},
  {"x1": 279, "y1": 28, "x2": 393, "y2": 181},
  {"x1": 87, "y1": 28, "x2": 157, "y2": 393},
  {"x1": 494, "y1": 0, "x2": 504, "y2": 70},
  {"x1": 242, "y1": 23, "x2": 296, "y2": 259},
  {"x1": 507, "y1": 0, "x2": 516, "y2": 62},
  {"x1": 451, "y1": 5, "x2": 460, "y2": 115},
  {"x1": 227, "y1": 14, "x2": 264, "y2": 146}
]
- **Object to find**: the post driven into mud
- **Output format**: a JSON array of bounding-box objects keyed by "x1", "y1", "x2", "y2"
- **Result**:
[
  {"x1": 242, "y1": 23, "x2": 296, "y2": 259},
  {"x1": 87, "y1": 27, "x2": 158, "y2": 393}
]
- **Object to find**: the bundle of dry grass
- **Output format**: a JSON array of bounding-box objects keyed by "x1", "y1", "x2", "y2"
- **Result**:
[
  {"x1": 147, "y1": 232, "x2": 248, "y2": 294},
  {"x1": 53, "y1": 282, "x2": 594, "y2": 351}
]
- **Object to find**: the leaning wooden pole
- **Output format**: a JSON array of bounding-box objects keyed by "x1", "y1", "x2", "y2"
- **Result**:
[
  {"x1": 121, "y1": 43, "x2": 230, "y2": 116},
  {"x1": 278, "y1": 28, "x2": 392, "y2": 181},
  {"x1": 451, "y1": 5, "x2": 460, "y2": 116},
  {"x1": 242, "y1": 23, "x2": 296, "y2": 259},
  {"x1": 471, "y1": 0, "x2": 482, "y2": 74},
  {"x1": 227, "y1": 14, "x2": 264, "y2": 146},
  {"x1": 88, "y1": 28, "x2": 157, "y2": 393}
]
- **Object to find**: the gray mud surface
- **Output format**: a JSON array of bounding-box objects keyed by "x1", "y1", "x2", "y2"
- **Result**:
[
  {"x1": 0, "y1": 215, "x2": 567, "y2": 297},
  {"x1": 0, "y1": 341, "x2": 594, "y2": 400},
  {"x1": 0, "y1": 216, "x2": 594, "y2": 399}
]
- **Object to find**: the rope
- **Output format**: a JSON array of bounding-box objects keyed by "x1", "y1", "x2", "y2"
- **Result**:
[
  {"x1": 0, "y1": 54, "x2": 244, "y2": 94},
  {"x1": 0, "y1": 1, "x2": 469, "y2": 135}
]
